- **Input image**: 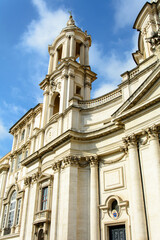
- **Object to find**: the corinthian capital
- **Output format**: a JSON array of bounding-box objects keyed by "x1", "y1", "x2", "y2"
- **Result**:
[
  {"x1": 52, "y1": 162, "x2": 61, "y2": 172},
  {"x1": 61, "y1": 155, "x2": 79, "y2": 169},
  {"x1": 147, "y1": 125, "x2": 159, "y2": 140},
  {"x1": 123, "y1": 134, "x2": 137, "y2": 148},
  {"x1": 88, "y1": 155, "x2": 99, "y2": 167}
]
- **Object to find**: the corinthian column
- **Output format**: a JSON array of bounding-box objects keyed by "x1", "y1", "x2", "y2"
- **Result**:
[
  {"x1": 89, "y1": 156, "x2": 100, "y2": 240},
  {"x1": 50, "y1": 162, "x2": 61, "y2": 240},
  {"x1": 48, "y1": 54, "x2": 54, "y2": 74},
  {"x1": 124, "y1": 134, "x2": 147, "y2": 240},
  {"x1": 84, "y1": 42, "x2": 89, "y2": 65},
  {"x1": 70, "y1": 35, "x2": 75, "y2": 57},
  {"x1": 145, "y1": 125, "x2": 160, "y2": 238}
]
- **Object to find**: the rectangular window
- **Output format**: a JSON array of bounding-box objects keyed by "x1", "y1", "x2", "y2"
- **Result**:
[
  {"x1": 16, "y1": 199, "x2": 21, "y2": 225},
  {"x1": 41, "y1": 187, "x2": 48, "y2": 210},
  {"x1": 14, "y1": 135, "x2": 18, "y2": 147},
  {"x1": 2, "y1": 205, "x2": 7, "y2": 228},
  {"x1": 17, "y1": 153, "x2": 22, "y2": 169},
  {"x1": 11, "y1": 158, "x2": 15, "y2": 172},
  {"x1": 27, "y1": 124, "x2": 31, "y2": 137},
  {"x1": 21, "y1": 129, "x2": 25, "y2": 141},
  {"x1": 25, "y1": 150, "x2": 28, "y2": 158}
]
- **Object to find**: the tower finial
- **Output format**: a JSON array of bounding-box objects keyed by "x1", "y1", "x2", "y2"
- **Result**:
[
  {"x1": 68, "y1": 10, "x2": 72, "y2": 17},
  {"x1": 67, "y1": 11, "x2": 75, "y2": 26}
]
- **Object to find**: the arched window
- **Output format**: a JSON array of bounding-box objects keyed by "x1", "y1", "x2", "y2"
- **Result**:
[
  {"x1": 53, "y1": 94, "x2": 60, "y2": 115},
  {"x1": 8, "y1": 191, "x2": 17, "y2": 228},
  {"x1": 2, "y1": 188, "x2": 22, "y2": 236},
  {"x1": 58, "y1": 45, "x2": 63, "y2": 64},
  {"x1": 38, "y1": 229, "x2": 44, "y2": 240}
]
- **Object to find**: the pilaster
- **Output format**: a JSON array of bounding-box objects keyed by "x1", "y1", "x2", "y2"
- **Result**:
[
  {"x1": 142, "y1": 125, "x2": 160, "y2": 239},
  {"x1": 84, "y1": 42, "x2": 89, "y2": 65},
  {"x1": 48, "y1": 54, "x2": 54, "y2": 74},
  {"x1": 89, "y1": 156, "x2": 100, "y2": 240},
  {"x1": 50, "y1": 162, "x2": 61, "y2": 240},
  {"x1": 123, "y1": 134, "x2": 147, "y2": 240},
  {"x1": 41, "y1": 86, "x2": 49, "y2": 128}
]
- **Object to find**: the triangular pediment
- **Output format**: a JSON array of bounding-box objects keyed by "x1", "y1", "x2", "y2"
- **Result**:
[{"x1": 113, "y1": 63, "x2": 160, "y2": 120}]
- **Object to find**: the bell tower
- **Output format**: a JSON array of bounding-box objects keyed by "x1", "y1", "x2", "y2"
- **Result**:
[
  {"x1": 133, "y1": 0, "x2": 160, "y2": 64},
  {"x1": 40, "y1": 14, "x2": 97, "y2": 127}
]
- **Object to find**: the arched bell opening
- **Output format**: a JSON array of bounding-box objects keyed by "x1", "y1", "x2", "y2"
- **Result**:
[
  {"x1": 57, "y1": 44, "x2": 63, "y2": 64},
  {"x1": 76, "y1": 42, "x2": 80, "y2": 63},
  {"x1": 48, "y1": 92, "x2": 60, "y2": 120},
  {"x1": 53, "y1": 94, "x2": 60, "y2": 115}
]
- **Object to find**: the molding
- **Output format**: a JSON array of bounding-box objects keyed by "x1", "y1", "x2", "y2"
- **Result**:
[
  {"x1": 0, "y1": 164, "x2": 10, "y2": 174},
  {"x1": 21, "y1": 124, "x2": 123, "y2": 167}
]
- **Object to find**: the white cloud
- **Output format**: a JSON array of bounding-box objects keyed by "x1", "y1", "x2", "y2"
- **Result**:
[
  {"x1": 0, "y1": 120, "x2": 11, "y2": 140},
  {"x1": 90, "y1": 32, "x2": 138, "y2": 98},
  {"x1": 93, "y1": 84, "x2": 117, "y2": 98},
  {"x1": 113, "y1": 0, "x2": 146, "y2": 30},
  {"x1": 20, "y1": 0, "x2": 68, "y2": 56},
  {"x1": 3, "y1": 101, "x2": 27, "y2": 115}
]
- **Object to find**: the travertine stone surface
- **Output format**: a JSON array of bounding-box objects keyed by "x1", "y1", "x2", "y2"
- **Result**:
[{"x1": 0, "y1": 3, "x2": 160, "y2": 239}]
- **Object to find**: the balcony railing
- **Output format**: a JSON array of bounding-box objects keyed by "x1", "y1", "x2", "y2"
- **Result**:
[{"x1": 34, "y1": 210, "x2": 51, "y2": 224}]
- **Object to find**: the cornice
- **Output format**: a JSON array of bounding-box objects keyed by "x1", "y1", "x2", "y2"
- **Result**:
[
  {"x1": 114, "y1": 95, "x2": 160, "y2": 122},
  {"x1": 113, "y1": 63, "x2": 160, "y2": 119},
  {"x1": 11, "y1": 139, "x2": 31, "y2": 157},
  {"x1": 43, "y1": 59, "x2": 97, "y2": 83},
  {"x1": 21, "y1": 123, "x2": 124, "y2": 167},
  {"x1": 0, "y1": 164, "x2": 10, "y2": 173},
  {"x1": 9, "y1": 104, "x2": 43, "y2": 134},
  {"x1": 120, "y1": 58, "x2": 157, "y2": 87}
]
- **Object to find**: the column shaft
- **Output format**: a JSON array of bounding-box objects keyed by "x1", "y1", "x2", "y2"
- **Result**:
[
  {"x1": 41, "y1": 89, "x2": 49, "y2": 128},
  {"x1": 50, "y1": 166, "x2": 60, "y2": 240},
  {"x1": 145, "y1": 128, "x2": 160, "y2": 238},
  {"x1": 53, "y1": 51, "x2": 58, "y2": 71},
  {"x1": 90, "y1": 159, "x2": 100, "y2": 240},
  {"x1": 80, "y1": 44, "x2": 85, "y2": 65},
  {"x1": 85, "y1": 43, "x2": 89, "y2": 65},
  {"x1": 48, "y1": 55, "x2": 53, "y2": 74},
  {"x1": 70, "y1": 36, "x2": 75, "y2": 57},
  {"x1": 65, "y1": 37, "x2": 70, "y2": 58},
  {"x1": 128, "y1": 141, "x2": 147, "y2": 240}
]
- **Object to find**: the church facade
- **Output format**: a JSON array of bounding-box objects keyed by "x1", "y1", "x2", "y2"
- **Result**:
[{"x1": 0, "y1": 1, "x2": 160, "y2": 239}]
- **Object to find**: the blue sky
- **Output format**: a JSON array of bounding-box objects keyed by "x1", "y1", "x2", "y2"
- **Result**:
[{"x1": 0, "y1": 0, "x2": 147, "y2": 157}]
